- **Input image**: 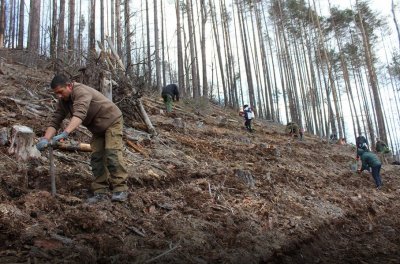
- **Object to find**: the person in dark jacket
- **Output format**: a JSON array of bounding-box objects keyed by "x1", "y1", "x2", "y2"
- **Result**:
[
  {"x1": 357, "y1": 148, "x2": 383, "y2": 189},
  {"x1": 36, "y1": 74, "x2": 129, "y2": 203},
  {"x1": 242, "y1": 104, "x2": 254, "y2": 132},
  {"x1": 285, "y1": 122, "x2": 303, "y2": 139},
  {"x1": 161, "y1": 84, "x2": 179, "y2": 113},
  {"x1": 375, "y1": 138, "x2": 390, "y2": 164}
]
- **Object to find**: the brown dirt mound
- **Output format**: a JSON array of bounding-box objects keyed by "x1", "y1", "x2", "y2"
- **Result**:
[{"x1": 0, "y1": 58, "x2": 399, "y2": 263}]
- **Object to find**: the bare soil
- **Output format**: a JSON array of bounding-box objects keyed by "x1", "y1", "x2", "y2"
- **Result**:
[{"x1": 1, "y1": 53, "x2": 399, "y2": 263}]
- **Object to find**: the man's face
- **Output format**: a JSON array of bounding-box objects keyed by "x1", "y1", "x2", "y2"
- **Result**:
[{"x1": 53, "y1": 83, "x2": 72, "y2": 101}]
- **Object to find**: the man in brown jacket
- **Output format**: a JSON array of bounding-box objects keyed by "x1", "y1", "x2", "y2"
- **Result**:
[{"x1": 36, "y1": 74, "x2": 129, "y2": 203}]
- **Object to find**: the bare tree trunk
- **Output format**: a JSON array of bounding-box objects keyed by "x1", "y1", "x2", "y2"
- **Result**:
[
  {"x1": 255, "y1": 3, "x2": 273, "y2": 119},
  {"x1": 210, "y1": 0, "x2": 227, "y2": 105},
  {"x1": 50, "y1": 0, "x2": 57, "y2": 60},
  {"x1": 88, "y1": 0, "x2": 96, "y2": 59},
  {"x1": 110, "y1": 0, "x2": 114, "y2": 45},
  {"x1": 9, "y1": 0, "x2": 14, "y2": 48},
  {"x1": 67, "y1": 0, "x2": 75, "y2": 58},
  {"x1": 154, "y1": 0, "x2": 161, "y2": 91},
  {"x1": 232, "y1": 2, "x2": 244, "y2": 107},
  {"x1": 176, "y1": 0, "x2": 185, "y2": 95},
  {"x1": 356, "y1": 1, "x2": 387, "y2": 143},
  {"x1": 146, "y1": 0, "x2": 152, "y2": 84},
  {"x1": 17, "y1": 0, "x2": 24, "y2": 49},
  {"x1": 200, "y1": 0, "x2": 208, "y2": 98},
  {"x1": 77, "y1": 1, "x2": 83, "y2": 66},
  {"x1": 186, "y1": 0, "x2": 199, "y2": 98},
  {"x1": 161, "y1": 0, "x2": 166, "y2": 88},
  {"x1": 312, "y1": 0, "x2": 342, "y2": 138},
  {"x1": 115, "y1": 0, "x2": 122, "y2": 58},
  {"x1": 125, "y1": 0, "x2": 132, "y2": 69},
  {"x1": 57, "y1": 0, "x2": 66, "y2": 59},
  {"x1": 28, "y1": 0, "x2": 40, "y2": 53},
  {"x1": 237, "y1": 0, "x2": 255, "y2": 111},
  {"x1": 220, "y1": 0, "x2": 235, "y2": 107},
  {"x1": 0, "y1": 0, "x2": 5, "y2": 48},
  {"x1": 100, "y1": 0, "x2": 104, "y2": 47}
]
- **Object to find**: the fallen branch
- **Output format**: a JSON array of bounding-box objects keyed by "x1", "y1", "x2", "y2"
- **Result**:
[
  {"x1": 144, "y1": 243, "x2": 181, "y2": 263},
  {"x1": 126, "y1": 140, "x2": 149, "y2": 157},
  {"x1": 127, "y1": 226, "x2": 146, "y2": 237}
]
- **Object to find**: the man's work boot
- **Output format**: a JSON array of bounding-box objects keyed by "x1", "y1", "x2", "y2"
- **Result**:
[
  {"x1": 111, "y1": 191, "x2": 128, "y2": 202},
  {"x1": 86, "y1": 193, "x2": 108, "y2": 204}
]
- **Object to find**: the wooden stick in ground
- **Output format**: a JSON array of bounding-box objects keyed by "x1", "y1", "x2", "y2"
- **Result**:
[
  {"x1": 144, "y1": 243, "x2": 181, "y2": 263},
  {"x1": 49, "y1": 146, "x2": 56, "y2": 196}
]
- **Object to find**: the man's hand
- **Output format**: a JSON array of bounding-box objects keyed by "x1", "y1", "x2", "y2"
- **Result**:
[
  {"x1": 51, "y1": 131, "x2": 69, "y2": 145},
  {"x1": 36, "y1": 138, "x2": 49, "y2": 151}
]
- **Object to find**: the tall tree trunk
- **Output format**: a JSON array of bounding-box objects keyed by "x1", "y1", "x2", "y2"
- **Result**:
[
  {"x1": 186, "y1": 0, "x2": 199, "y2": 98},
  {"x1": 100, "y1": 0, "x2": 104, "y2": 47},
  {"x1": 28, "y1": 0, "x2": 40, "y2": 53},
  {"x1": 256, "y1": 3, "x2": 273, "y2": 120},
  {"x1": 88, "y1": 0, "x2": 96, "y2": 59},
  {"x1": 232, "y1": 2, "x2": 244, "y2": 107},
  {"x1": 77, "y1": 1, "x2": 82, "y2": 65},
  {"x1": 110, "y1": 0, "x2": 114, "y2": 45},
  {"x1": 57, "y1": 0, "x2": 66, "y2": 59},
  {"x1": 161, "y1": 0, "x2": 166, "y2": 88},
  {"x1": 50, "y1": 0, "x2": 57, "y2": 60},
  {"x1": 356, "y1": 1, "x2": 387, "y2": 143},
  {"x1": 17, "y1": 0, "x2": 24, "y2": 49},
  {"x1": 67, "y1": 0, "x2": 75, "y2": 58},
  {"x1": 237, "y1": 0, "x2": 255, "y2": 109},
  {"x1": 176, "y1": 0, "x2": 185, "y2": 96},
  {"x1": 9, "y1": 0, "x2": 14, "y2": 48},
  {"x1": 115, "y1": 0, "x2": 122, "y2": 58},
  {"x1": 312, "y1": 0, "x2": 342, "y2": 138},
  {"x1": 124, "y1": 0, "x2": 132, "y2": 68},
  {"x1": 200, "y1": 0, "x2": 208, "y2": 98},
  {"x1": 154, "y1": 0, "x2": 161, "y2": 91},
  {"x1": 210, "y1": 0, "x2": 227, "y2": 105},
  {"x1": 0, "y1": 0, "x2": 6, "y2": 48},
  {"x1": 146, "y1": 0, "x2": 152, "y2": 84}
]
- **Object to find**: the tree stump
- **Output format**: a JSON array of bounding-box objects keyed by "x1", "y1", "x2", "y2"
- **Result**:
[
  {"x1": 8, "y1": 125, "x2": 40, "y2": 161},
  {"x1": 0, "y1": 127, "x2": 9, "y2": 146}
]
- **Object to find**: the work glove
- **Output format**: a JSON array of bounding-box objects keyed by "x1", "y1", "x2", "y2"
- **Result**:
[
  {"x1": 51, "y1": 131, "x2": 69, "y2": 145},
  {"x1": 36, "y1": 138, "x2": 49, "y2": 151}
]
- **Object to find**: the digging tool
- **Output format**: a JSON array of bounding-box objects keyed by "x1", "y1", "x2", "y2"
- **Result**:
[
  {"x1": 49, "y1": 145, "x2": 56, "y2": 196},
  {"x1": 41, "y1": 140, "x2": 92, "y2": 196}
]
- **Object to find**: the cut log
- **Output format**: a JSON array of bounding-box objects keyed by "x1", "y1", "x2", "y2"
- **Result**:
[
  {"x1": 8, "y1": 125, "x2": 41, "y2": 161},
  {"x1": 56, "y1": 141, "x2": 92, "y2": 152}
]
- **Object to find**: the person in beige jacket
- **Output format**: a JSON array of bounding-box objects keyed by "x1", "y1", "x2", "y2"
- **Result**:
[{"x1": 36, "y1": 74, "x2": 128, "y2": 203}]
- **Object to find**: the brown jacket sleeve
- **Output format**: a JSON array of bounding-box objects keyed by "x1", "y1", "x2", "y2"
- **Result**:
[{"x1": 49, "y1": 83, "x2": 122, "y2": 134}]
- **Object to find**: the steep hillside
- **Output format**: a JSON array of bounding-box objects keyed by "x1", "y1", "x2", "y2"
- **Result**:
[{"x1": 0, "y1": 59, "x2": 399, "y2": 263}]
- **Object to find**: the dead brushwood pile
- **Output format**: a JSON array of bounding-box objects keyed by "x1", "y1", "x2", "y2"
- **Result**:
[{"x1": 0, "y1": 54, "x2": 400, "y2": 263}]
